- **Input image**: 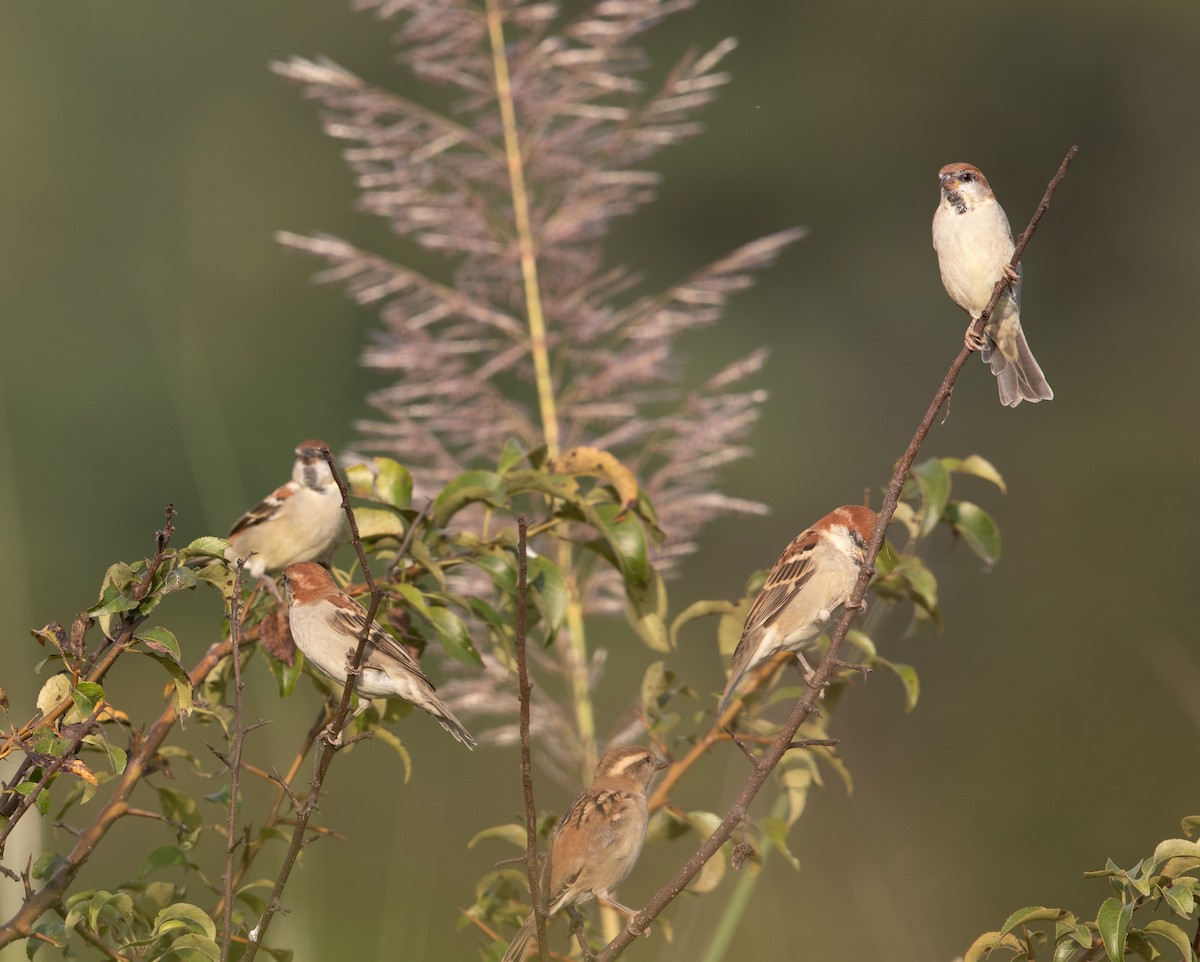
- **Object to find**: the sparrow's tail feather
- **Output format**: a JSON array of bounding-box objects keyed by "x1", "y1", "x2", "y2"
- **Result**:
[
  {"x1": 716, "y1": 664, "x2": 753, "y2": 718},
  {"x1": 499, "y1": 914, "x2": 536, "y2": 962},
  {"x1": 984, "y1": 329, "x2": 1053, "y2": 407},
  {"x1": 426, "y1": 697, "x2": 477, "y2": 750}
]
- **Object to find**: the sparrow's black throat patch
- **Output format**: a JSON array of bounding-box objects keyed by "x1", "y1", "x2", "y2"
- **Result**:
[{"x1": 945, "y1": 189, "x2": 968, "y2": 214}]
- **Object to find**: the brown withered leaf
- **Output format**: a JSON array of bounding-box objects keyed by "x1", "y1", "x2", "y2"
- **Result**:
[
  {"x1": 259, "y1": 609, "x2": 296, "y2": 666},
  {"x1": 60, "y1": 759, "x2": 99, "y2": 788}
]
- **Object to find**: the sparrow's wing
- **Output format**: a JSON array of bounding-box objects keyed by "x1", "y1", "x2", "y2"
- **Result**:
[
  {"x1": 324, "y1": 602, "x2": 435, "y2": 687},
  {"x1": 739, "y1": 530, "x2": 818, "y2": 641},
  {"x1": 228, "y1": 482, "x2": 297, "y2": 536},
  {"x1": 547, "y1": 788, "x2": 635, "y2": 911}
]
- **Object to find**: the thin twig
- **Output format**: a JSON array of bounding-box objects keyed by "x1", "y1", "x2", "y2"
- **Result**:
[
  {"x1": 220, "y1": 559, "x2": 247, "y2": 962},
  {"x1": 592, "y1": 146, "x2": 1079, "y2": 962},
  {"x1": 515, "y1": 517, "x2": 549, "y2": 960},
  {"x1": 241, "y1": 446, "x2": 382, "y2": 962}
]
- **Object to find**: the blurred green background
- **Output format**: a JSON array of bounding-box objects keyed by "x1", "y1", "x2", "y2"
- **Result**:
[{"x1": 2, "y1": 1, "x2": 1198, "y2": 960}]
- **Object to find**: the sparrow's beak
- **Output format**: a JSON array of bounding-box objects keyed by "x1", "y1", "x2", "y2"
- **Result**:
[
  {"x1": 939, "y1": 172, "x2": 958, "y2": 191},
  {"x1": 653, "y1": 755, "x2": 669, "y2": 772}
]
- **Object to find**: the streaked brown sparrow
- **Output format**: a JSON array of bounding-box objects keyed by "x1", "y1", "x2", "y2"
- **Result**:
[
  {"x1": 500, "y1": 745, "x2": 667, "y2": 961},
  {"x1": 281, "y1": 562, "x2": 475, "y2": 748},
  {"x1": 718, "y1": 505, "x2": 878, "y2": 714}
]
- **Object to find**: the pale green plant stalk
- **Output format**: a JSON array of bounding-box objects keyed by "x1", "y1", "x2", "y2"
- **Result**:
[{"x1": 485, "y1": 0, "x2": 597, "y2": 776}]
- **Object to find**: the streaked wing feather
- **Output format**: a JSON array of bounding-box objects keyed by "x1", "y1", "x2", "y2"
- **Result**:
[
  {"x1": 325, "y1": 604, "x2": 433, "y2": 686},
  {"x1": 741, "y1": 538, "x2": 817, "y2": 638},
  {"x1": 228, "y1": 483, "x2": 295, "y2": 536}
]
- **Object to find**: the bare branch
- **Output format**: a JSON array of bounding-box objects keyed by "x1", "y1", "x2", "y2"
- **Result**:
[
  {"x1": 220, "y1": 559, "x2": 248, "y2": 962},
  {"x1": 515, "y1": 516, "x2": 549, "y2": 960}
]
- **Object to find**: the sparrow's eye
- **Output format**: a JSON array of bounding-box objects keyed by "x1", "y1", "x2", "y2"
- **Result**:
[{"x1": 960, "y1": 171, "x2": 973, "y2": 182}]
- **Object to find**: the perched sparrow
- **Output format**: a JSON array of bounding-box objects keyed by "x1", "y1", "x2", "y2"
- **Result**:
[
  {"x1": 932, "y1": 163, "x2": 1053, "y2": 407},
  {"x1": 225, "y1": 440, "x2": 347, "y2": 579},
  {"x1": 501, "y1": 745, "x2": 667, "y2": 962},
  {"x1": 718, "y1": 505, "x2": 878, "y2": 715},
  {"x1": 281, "y1": 562, "x2": 476, "y2": 749}
]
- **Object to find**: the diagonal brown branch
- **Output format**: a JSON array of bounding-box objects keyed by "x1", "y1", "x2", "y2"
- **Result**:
[{"x1": 592, "y1": 145, "x2": 1079, "y2": 962}]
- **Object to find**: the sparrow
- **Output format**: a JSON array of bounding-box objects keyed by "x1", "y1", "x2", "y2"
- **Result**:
[
  {"x1": 225, "y1": 440, "x2": 348, "y2": 579},
  {"x1": 281, "y1": 562, "x2": 476, "y2": 749},
  {"x1": 718, "y1": 505, "x2": 878, "y2": 715},
  {"x1": 501, "y1": 745, "x2": 667, "y2": 962},
  {"x1": 932, "y1": 162, "x2": 1053, "y2": 407}
]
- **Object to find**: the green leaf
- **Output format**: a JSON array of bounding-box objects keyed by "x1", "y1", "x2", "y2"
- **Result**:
[
  {"x1": 1181, "y1": 816, "x2": 1200, "y2": 839},
  {"x1": 159, "y1": 564, "x2": 199, "y2": 597},
  {"x1": 370, "y1": 726, "x2": 413, "y2": 783},
  {"x1": 506, "y1": 469, "x2": 582, "y2": 502},
  {"x1": 13, "y1": 781, "x2": 52, "y2": 816},
  {"x1": 1161, "y1": 880, "x2": 1195, "y2": 917},
  {"x1": 347, "y1": 457, "x2": 413, "y2": 509},
  {"x1": 964, "y1": 932, "x2": 1023, "y2": 962},
  {"x1": 407, "y1": 538, "x2": 445, "y2": 590},
  {"x1": 466, "y1": 597, "x2": 506, "y2": 634},
  {"x1": 427, "y1": 607, "x2": 482, "y2": 667},
  {"x1": 156, "y1": 787, "x2": 202, "y2": 831},
  {"x1": 267, "y1": 648, "x2": 304, "y2": 698},
  {"x1": 71, "y1": 682, "x2": 104, "y2": 717},
  {"x1": 36, "y1": 674, "x2": 71, "y2": 718},
  {"x1": 31, "y1": 852, "x2": 67, "y2": 881},
  {"x1": 1142, "y1": 920, "x2": 1194, "y2": 961},
  {"x1": 83, "y1": 733, "x2": 127, "y2": 775},
  {"x1": 997, "y1": 907, "x2": 1071, "y2": 943},
  {"x1": 873, "y1": 656, "x2": 920, "y2": 712},
  {"x1": 684, "y1": 811, "x2": 727, "y2": 892},
  {"x1": 136, "y1": 652, "x2": 194, "y2": 716},
  {"x1": 640, "y1": 662, "x2": 674, "y2": 716},
  {"x1": 626, "y1": 567, "x2": 669, "y2": 652},
  {"x1": 1097, "y1": 897, "x2": 1133, "y2": 962},
  {"x1": 467, "y1": 824, "x2": 528, "y2": 850},
  {"x1": 470, "y1": 547, "x2": 517, "y2": 596},
  {"x1": 184, "y1": 536, "x2": 232, "y2": 558},
  {"x1": 944, "y1": 454, "x2": 1007, "y2": 493},
  {"x1": 353, "y1": 506, "x2": 406, "y2": 541},
  {"x1": 1152, "y1": 838, "x2": 1200, "y2": 866},
  {"x1": 431, "y1": 470, "x2": 506, "y2": 526},
  {"x1": 911, "y1": 458, "x2": 951, "y2": 537},
  {"x1": 591, "y1": 502, "x2": 649, "y2": 587},
  {"x1": 136, "y1": 626, "x2": 181, "y2": 662},
  {"x1": 87, "y1": 890, "x2": 134, "y2": 933},
  {"x1": 718, "y1": 596, "x2": 753, "y2": 659},
  {"x1": 153, "y1": 903, "x2": 216, "y2": 941},
  {"x1": 164, "y1": 932, "x2": 221, "y2": 959},
  {"x1": 758, "y1": 814, "x2": 800, "y2": 871},
  {"x1": 139, "y1": 845, "x2": 195, "y2": 879},
  {"x1": 946, "y1": 501, "x2": 1002, "y2": 566},
  {"x1": 777, "y1": 764, "x2": 813, "y2": 828},
  {"x1": 89, "y1": 582, "x2": 138, "y2": 640},
  {"x1": 527, "y1": 556, "x2": 568, "y2": 641},
  {"x1": 496, "y1": 437, "x2": 527, "y2": 475},
  {"x1": 669, "y1": 599, "x2": 737, "y2": 650}
]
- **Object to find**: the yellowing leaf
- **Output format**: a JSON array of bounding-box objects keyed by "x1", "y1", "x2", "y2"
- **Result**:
[{"x1": 549, "y1": 446, "x2": 639, "y2": 510}]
